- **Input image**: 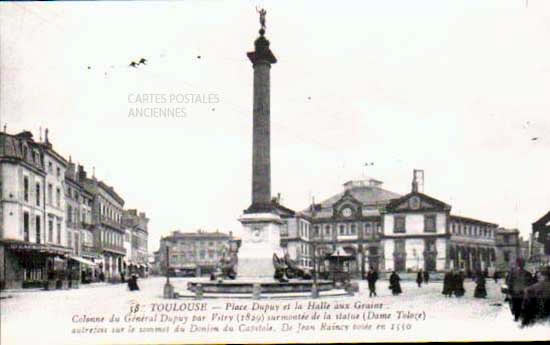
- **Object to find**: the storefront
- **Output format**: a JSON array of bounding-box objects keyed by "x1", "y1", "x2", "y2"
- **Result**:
[{"x1": 0, "y1": 239, "x2": 72, "y2": 290}]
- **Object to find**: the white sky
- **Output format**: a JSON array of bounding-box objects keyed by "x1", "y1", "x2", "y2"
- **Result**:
[{"x1": 1, "y1": 0, "x2": 549, "y2": 252}]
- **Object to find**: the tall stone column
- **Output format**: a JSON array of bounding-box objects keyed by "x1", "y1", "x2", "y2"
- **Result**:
[
  {"x1": 246, "y1": 29, "x2": 277, "y2": 214},
  {"x1": 237, "y1": 26, "x2": 283, "y2": 279}
]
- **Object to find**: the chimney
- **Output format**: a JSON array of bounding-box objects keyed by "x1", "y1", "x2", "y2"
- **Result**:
[
  {"x1": 412, "y1": 169, "x2": 424, "y2": 193},
  {"x1": 77, "y1": 165, "x2": 87, "y2": 181}
]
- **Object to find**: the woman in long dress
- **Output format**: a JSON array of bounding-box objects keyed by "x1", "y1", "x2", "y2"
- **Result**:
[
  {"x1": 442, "y1": 270, "x2": 454, "y2": 297},
  {"x1": 474, "y1": 270, "x2": 487, "y2": 298},
  {"x1": 389, "y1": 271, "x2": 402, "y2": 296},
  {"x1": 454, "y1": 271, "x2": 465, "y2": 297}
]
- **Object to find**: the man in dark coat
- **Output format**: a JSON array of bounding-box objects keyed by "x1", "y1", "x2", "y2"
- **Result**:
[
  {"x1": 454, "y1": 270, "x2": 465, "y2": 297},
  {"x1": 474, "y1": 270, "x2": 487, "y2": 298},
  {"x1": 128, "y1": 274, "x2": 140, "y2": 291},
  {"x1": 506, "y1": 258, "x2": 535, "y2": 321},
  {"x1": 519, "y1": 265, "x2": 550, "y2": 327},
  {"x1": 442, "y1": 269, "x2": 454, "y2": 297},
  {"x1": 416, "y1": 270, "x2": 423, "y2": 288},
  {"x1": 423, "y1": 270, "x2": 430, "y2": 284},
  {"x1": 389, "y1": 271, "x2": 402, "y2": 296},
  {"x1": 366, "y1": 267, "x2": 378, "y2": 297}
]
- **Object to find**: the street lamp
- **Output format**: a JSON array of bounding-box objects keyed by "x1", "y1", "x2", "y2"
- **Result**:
[{"x1": 163, "y1": 244, "x2": 174, "y2": 298}]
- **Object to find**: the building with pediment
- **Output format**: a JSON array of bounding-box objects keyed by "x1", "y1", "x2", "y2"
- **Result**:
[{"x1": 282, "y1": 170, "x2": 511, "y2": 278}]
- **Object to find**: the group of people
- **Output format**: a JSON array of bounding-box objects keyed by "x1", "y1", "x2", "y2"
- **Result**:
[
  {"x1": 416, "y1": 269, "x2": 430, "y2": 287},
  {"x1": 505, "y1": 258, "x2": 550, "y2": 327},
  {"x1": 365, "y1": 268, "x2": 403, "y2": 296},
  {"x1": 442, "y1": 269, "x2": 466, "y2": 297}
]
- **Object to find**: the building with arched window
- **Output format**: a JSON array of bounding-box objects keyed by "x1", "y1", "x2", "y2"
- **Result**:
[{"x1": 281, "y1": 170, "x2": 518, "y2": 279}]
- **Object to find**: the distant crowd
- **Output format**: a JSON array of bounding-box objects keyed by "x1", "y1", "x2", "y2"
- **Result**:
[{"x1": 362, "y1": 260, "x2": 550, "y2": 327}]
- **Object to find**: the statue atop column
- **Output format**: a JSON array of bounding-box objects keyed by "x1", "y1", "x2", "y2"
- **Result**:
[{"x1": 256, "y1": 7, "x2": 267, "y2": 35}]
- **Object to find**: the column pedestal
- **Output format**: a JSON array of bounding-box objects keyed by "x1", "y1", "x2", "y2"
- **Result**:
[{"x1": 237, "y1": 212, "x2": 283, "y2": 279}]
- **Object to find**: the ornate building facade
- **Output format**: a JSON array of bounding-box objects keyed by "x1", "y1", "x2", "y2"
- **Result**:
[
  {"x1": 283, "y1": 171, "x2": 516, "y2": 278},
  {"x1": 0, "y1": 131, "x2": 72, "y2": 289}
]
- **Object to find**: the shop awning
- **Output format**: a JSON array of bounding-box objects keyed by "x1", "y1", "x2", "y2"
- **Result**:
[{"x1": 69, "y1": 256, "x2": 97, "y2": 266}]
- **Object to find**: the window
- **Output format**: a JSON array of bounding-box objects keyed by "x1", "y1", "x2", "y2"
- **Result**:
[
  {"x1": 56, "y1": 221, "x2": 61, "y2": 244},
  {"x1": 325, "y1": 225, "x2": 331, "y2": 237},
  {"x1": 339, "y1": 224, "x2": 345, "y2": 236},
  {"x1": 394, "y1": 216, "x2": 406, "y2": 233},
  {"x1": 313, "y1": 226, "x2": 319, "y2": 238},
  {"x1": 350, "y1": 224, "x2": 356, "y2": 235},
  {"x1": 48, "y1": 184, "x2": 53, "y2": 205},
  {"x1": 48, "y1": 219, "x2": 53, "y2": 242},
  {"x1": 67, "y1": 205, "x2": 72, "y2": 223},
  {"x1": 425, "y1": 238, "x2": 436, "y2": 252},
  {"x1": 68, "y1": 231, "x2": 73, "y2": 248},
  {"x1": 504, "y1": 251, "x2": 510, "y2": 262},
  {"x1": 56, "y1": 188, "x2": 60, "y2": 207},
  {"x1": 35, "y1": 216, "x2": 41, "y2": 243},
  {"x1": 23, "y1": 177, "x2": 29, "y2": 202},
  {"x1": 24, "y1": 212, "x2": 30, "y2": 241},
  {"x1": 56, "y1": 166, "x2": 60, "y2": 177},
  {"x1": 393, "y1": 239, "x2": 406, "y2": 272},
  {"x1": 35, "y1": 183, "x2": 40, "y2": 206},
  {"x1": 74, "y1": 233, "x2": 79, "y2": 255},
  {"x1": 395, "y1": 239, "x2": 406, "y2": 253},
  {"x1": 504, "y1": 234, "x2": 510, "y2": 244},
  {"x1": 424, "y1": 215, "x2": 436, "y2": 233},
  {"x1": 48, "y1": 161, "x2": 53, "y2": 173}
]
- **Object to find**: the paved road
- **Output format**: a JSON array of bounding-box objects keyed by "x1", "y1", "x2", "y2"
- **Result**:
[{"x1": 1, "y1": 276, "x2": 548, "y2": 344}]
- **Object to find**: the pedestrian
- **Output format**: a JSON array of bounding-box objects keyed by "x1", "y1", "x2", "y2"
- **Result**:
[
  {"x1": 120, "y1": 271, "x2": 125, "y2": 283},
  {"x1": 519, "y1": 265, "x2": 550, "y2": 327},
  {"x1": 454, "y1": 270, "x2": 465, "y2": 297},
  {"x1": 416, "y1": 269, "x2": 423, "y2": 288},
  {"x1": 442, "y1": 269, "x2": 454, "y2": 297},
  {"x1": 474, "y1": 270, "x2": 487, "y2": 299},
  {"x1": 493, "y1": 271, "x2": 499, "y2": 284},
  {"x1": 389, "y1": 271, "x2": 402, "y2": 296},
  {"x1": 128, "y1": 274, "x2": 140, "y2": 291},
  {"x1": 366, "y1": 267, "x2": 378, "y2": 297},
  {"x1": 99, "y1": 271, "x2": 105, "y2": 282},
  {"x1": 505, "y1": 258, "x2": 535, "y2": 322},
  {"x1": 423, "y1": 270, "x2": 430, "y2": 284}
]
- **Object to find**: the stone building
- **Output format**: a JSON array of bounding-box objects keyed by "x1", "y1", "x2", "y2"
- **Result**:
[
  {"x1": 294, "y1": 179, "x2": 400, "y2": 277},
  {"x1": 159, "y1": 230, "x2": 235, "y2": 276},
  {"x1": 494, "y1": 227, "x2": 520, "y2": 273},
  {"x1": 65, "y1": 161, "x2": 98, "y2": 280},
  {"x1": 284, "y1": 170, "x2": 509, "y2": 278},
  {"x1": 79, "y1": 167, "x2": 126, "y2": 281},
  {"x1": 0, "y1": 130, "x2": 72, "y2": 289},
  {"x1": 123, "y1": 209, "x2": 149, "y2": 277}
]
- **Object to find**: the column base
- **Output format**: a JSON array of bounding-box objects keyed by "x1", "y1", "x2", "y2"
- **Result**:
[{"x1": 237, "y1": 212, "x2": 284, "y2": 280}]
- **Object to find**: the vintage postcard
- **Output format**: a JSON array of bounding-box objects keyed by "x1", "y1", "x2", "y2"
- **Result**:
[{"x1": 0, "y1": 0, "x2": 549, "y2": 344}]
